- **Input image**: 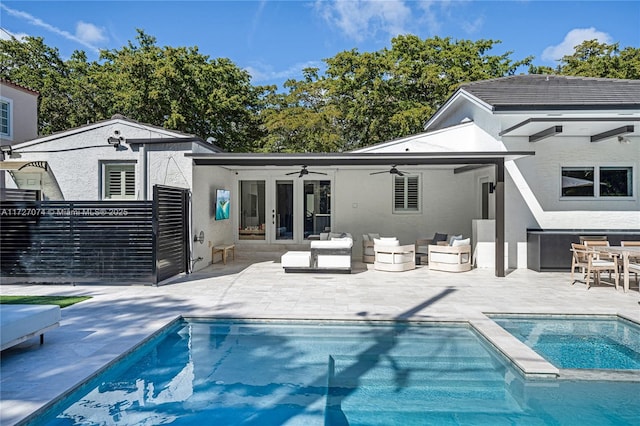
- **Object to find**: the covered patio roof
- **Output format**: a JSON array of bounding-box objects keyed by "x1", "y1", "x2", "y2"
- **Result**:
[
  {"x1": 186, "y1": 151, "x2": 533, "y2": 167},
  {"x1": 186, "y1": 150, "x2": 535, "y2": 277}
]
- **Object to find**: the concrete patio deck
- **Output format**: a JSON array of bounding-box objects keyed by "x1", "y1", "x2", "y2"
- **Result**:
[{"x1": 1, "y1": 249, "x2": 639, "y2": 425}]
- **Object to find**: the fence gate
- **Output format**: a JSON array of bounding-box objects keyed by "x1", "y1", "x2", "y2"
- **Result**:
[
  {"x1": 0, "y1": 185, "x2": 190, "y2": 285},
  {"x1": 153, "y1": 185, "x2": 190, "y2": 283}
]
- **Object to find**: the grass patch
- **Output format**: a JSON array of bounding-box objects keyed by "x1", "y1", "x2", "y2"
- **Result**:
[{"x1": 0, "y1": 295, "x2": 91, "y2": 308}]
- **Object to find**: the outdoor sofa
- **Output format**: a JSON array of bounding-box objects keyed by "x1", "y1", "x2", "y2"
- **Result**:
[
  {"x1": 282, "y1": 233, "x2": 353, "y2": 273},
  {"x1": 1, "y1": 304, "x2": 61, "y2": 350}
]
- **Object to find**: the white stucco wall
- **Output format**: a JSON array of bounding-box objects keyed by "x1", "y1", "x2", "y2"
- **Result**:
[
  {"x1": 190, "y1": 165, "x2": 236, "y2": 271},
  {"x1": 334, "y1": 168, "x2": 478, "y2": 258},
  {"x1": 7, "y1": 120, "x2": 206, "y2": 200},
  {"x1": 0, "y1": 82, "x2": 38, "y2": 145}
]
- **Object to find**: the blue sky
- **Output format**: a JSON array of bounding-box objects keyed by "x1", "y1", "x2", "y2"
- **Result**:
[{"x1": 1, "y1": 1, "x2": 639, "y2": 89}]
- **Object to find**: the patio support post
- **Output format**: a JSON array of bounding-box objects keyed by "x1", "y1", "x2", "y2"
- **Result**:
[{"x1": 495, "y1": 159, "x2": 505, "y2": 277}]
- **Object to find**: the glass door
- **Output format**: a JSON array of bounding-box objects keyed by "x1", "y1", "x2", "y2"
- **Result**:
[
  {"x1": 304, "y1": 180, "x2": 331, "y2": 239},
  {"x1": 274, "y1": 180, "x2": 294, "y2": 241},
  {"x1": 239, "y1": 180, "x2": 266, "y2": 241}
]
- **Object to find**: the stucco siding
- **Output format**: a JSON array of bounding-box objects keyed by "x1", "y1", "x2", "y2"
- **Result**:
[
  {"x1": 334, "y1": 168, "x2": 478, "y2": 258},
  {"x1": 191, "y1": 165, "x2": 237, "y2": 271},
  {"x1": 8, "y1": 122, "x2": 201, "y2": 200},
  {"x1": 0, "y1": 82, "x2": 38, "y2": 144}
]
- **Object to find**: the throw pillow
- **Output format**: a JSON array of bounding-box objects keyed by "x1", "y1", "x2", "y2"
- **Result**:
[
  {"x1": 362, "y1": 234, "x2": 370, "y2": 241},
  {"x1": 449, "y1": 234, "x2": 463, "y2": 246},
  {"x1": 433, "y1": 232, "x2": 448, "y2": 243},
  {"x1": 452, "y1": 238, "x2": 471, "y2": 247},
  {"x1": 320, "y1": 232, "x2": 329, "y2": 240},
  {"x1": 368, "y1": 233, "x2": 380, "y2": 240},
  {"x1": 374, "y1": 238, "x2": 400, "y2": 247}
]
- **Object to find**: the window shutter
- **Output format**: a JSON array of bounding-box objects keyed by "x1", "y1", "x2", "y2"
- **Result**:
[
  {"x1": 104, "y1": 164, "x2": 135, "y2": 199},
  {"x1": 406, "y1": 176, "x2": 419, "y2": 209},
  {"x1": 394, "y1": 177, "x2": 405, "y2": 209},
  {"x1": 125, "y1": 169, "x2": 135, "y2": 196},
  {"x1": 393, "y1": 175, "x2": 420, "y2": 212}
]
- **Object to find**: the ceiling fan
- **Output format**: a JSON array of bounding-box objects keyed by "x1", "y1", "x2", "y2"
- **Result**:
[
  {"x1": 369, "y1": 165, "x2": 409, "y2": 177},
  {"x1": 286, "y1": 165, "x2": 328, "y2": 178}
]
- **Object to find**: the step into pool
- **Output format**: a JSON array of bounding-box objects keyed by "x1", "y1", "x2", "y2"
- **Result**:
[{"x1": 26, "y1": 319, "x2": 640, "y2": 425}]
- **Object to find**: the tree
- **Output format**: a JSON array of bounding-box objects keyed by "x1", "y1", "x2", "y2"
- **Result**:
[
  {"x1": 530, "y1": 40, "x2": 640, "y2": 79},
  {"x1": 97, "y1": 30, "x2": 267, "y2": 151},
  {"x1": 263, "y1": 35, "x2": 532, "y2": 151}
]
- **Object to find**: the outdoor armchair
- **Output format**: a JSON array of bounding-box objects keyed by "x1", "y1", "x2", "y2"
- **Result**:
[{"x1": 570, "y1": 243, "x2": 619, "y2": 290}]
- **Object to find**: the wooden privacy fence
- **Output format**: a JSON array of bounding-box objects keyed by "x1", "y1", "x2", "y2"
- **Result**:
[{"x1": 0, "y1": 185, "x2": 189, "y2": 285}]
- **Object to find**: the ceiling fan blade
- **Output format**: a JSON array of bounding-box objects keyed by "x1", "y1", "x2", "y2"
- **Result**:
[
  {"x1": 308, "y1": 171, "x2": 327, "y2": 175},
  {"x1": 369, "y1": 171, "x2": 387, "y2": 175}
]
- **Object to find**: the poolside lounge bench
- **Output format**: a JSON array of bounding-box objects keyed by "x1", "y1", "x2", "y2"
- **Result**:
[
  {"x1": 1, "y1": 304, "x2": 61, "y2": 350},
  {"x1": 282, "y1": 233, "x2": 353, "y2": 273}
]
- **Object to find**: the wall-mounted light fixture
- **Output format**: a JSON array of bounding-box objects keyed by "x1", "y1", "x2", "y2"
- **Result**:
[
  {"x1": 194, "y1": 230, "x2": 205, "y2": 244},
  {"x1": 617, "y1": 136, "x2": 631, "y2": 144},
  {"x1": 488, "y1": 182, "x2": 497, "y2": 194},
  {"x1": 107, "y1": 136, "x2": 125, "y2": 148},
  {"x1": 0, "y1": 145, "x2": 13, "y2": 161}
]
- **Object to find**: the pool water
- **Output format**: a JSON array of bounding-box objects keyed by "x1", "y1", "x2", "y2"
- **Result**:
[
  {"x1": 28, "y1": 319, "x2": 640, "y2": 425},
  {"x1": 491, "y1": 315, "x2": 640, "y2": 370}
]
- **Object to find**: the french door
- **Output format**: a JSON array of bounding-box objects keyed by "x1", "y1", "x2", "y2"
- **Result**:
[{"x1": 238, "y1": 175, "x2": 331, "y2": 244}]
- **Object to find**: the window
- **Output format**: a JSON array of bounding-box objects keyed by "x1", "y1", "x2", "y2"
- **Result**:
[
  {"x1": 393, "y1": 175, "x2": 419, "y2": 212},
  {"x1": 103, "y1": 163, "x2": 135, "y2": 199},
  {"x1": 0, "y1": 98, "x2": 11, "y2": 138},
  {"x1": 562, "y1": 166, "x2": 632, "y2": 198}
]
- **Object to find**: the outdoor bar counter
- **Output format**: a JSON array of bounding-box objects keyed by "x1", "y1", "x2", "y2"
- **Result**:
[{"x1": 527, "y1": 229, "x2": 640, "y2": 272}]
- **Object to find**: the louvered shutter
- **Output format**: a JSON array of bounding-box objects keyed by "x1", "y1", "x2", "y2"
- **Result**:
[
  {"x1": 104, "y1": 164, "x2": 135, "y2": 199},
  {"x1": 393, "y1": 175, "x2": 420, "y2": 212},
  {"x1": 394, "y1": 177, "x2": 405, "y2": 209}
]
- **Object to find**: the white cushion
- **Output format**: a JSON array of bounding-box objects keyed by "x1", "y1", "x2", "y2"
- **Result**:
[
  {"x1": 449, "y1": 234, "x2": 463, "y2": 246},
  {"x1": 1, "y1": 304, "x2": 61, "y2": 349},
  {"x1": 362, "y1": 234, "x2": 370, "y2": 242},
  {"x1": 430, "y1": 252, "x2": 470, "y2": 264},
  {"x1": 452, "y1": 238, "x2": 470, "y2": 247},
  {"x1": 311, "y1": 239, "x2": 353, "y2": 249},
  {"x1": 374, "y1": 237, "x2": 399, "y2": 247},
  {"x1": 317, "y1": 255, "x2": 351, "y2": 268},
  {"x1": 320, "y1": 233, "x2": 329, "y2": 240},
  {"x1": 281, "y1": 251, "x2": 311, "y2": 267}
]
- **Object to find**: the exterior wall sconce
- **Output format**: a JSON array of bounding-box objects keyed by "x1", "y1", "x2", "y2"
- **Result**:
[
  {"x1": 194, "y1": 230, "x2": 205, "y2": 244},
  {"x1": 489, "y1": 182, "x2": 497, "y2": 193},
  {"x1": 107, "y1": 136, "x2": 124, "y2": 148},
  {"x1": 0, "y1": 145, "x2": 12, "y2": 159}
]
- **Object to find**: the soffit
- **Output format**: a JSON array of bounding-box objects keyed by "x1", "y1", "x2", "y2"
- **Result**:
[{"x1": 187, "y1": 151, "x2": 533, "y2": 167}]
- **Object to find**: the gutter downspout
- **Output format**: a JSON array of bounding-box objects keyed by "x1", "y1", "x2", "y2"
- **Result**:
[{"x1": 141, "y1": 143, "x2": 148, "y2": 200}]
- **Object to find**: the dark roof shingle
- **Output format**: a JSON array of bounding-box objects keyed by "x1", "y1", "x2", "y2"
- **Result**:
[{"x1": 459, "y1": 75, "x2": 640, "y2": 111}]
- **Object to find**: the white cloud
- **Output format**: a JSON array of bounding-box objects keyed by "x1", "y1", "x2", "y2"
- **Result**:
[
  {"x1": 246, "y1": 60, "x2": 325, "y2": 85},
  {"x1": 315, "y1": 0, "x2": 412, "y2": 41},
  {"x1": 0, "y1": 27, "x2": 29, "y2": 41},
  {"x1": 0, "y1": 4, "x2": 105, "y2": 53},
  {"x1": 75, "y1": 21, "x2": 107, "y2": 44},
  {"x1": 542, "y1": 27, "x2": 613, "y2": 62}
]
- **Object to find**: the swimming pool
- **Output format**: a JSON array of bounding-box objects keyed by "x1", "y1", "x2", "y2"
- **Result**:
[
  {"x1": 26, "y1": 319, "x2": 640, "y2": 425},
  {"x1": 491, "y1": 315, "x2": 640, "y2": 370}
]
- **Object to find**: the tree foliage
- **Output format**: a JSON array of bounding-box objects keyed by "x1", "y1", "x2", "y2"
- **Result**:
[
  {"x1": 1, "y1": 32, "x2": 637, "y2": 153},
  {"x1": 1, "y1": 30, "x2": 267, "y2": 152},
  {"x1": 529, "y1": 40, "x2": 640, "y2": 79},
  {"x1": 261, "y1": 35, "x2": 532, "y2": 151}
]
